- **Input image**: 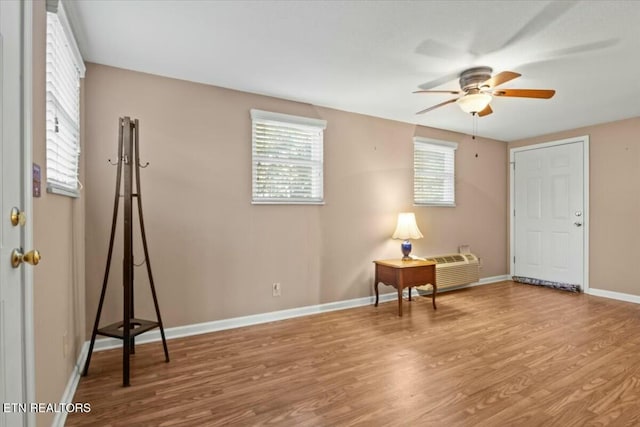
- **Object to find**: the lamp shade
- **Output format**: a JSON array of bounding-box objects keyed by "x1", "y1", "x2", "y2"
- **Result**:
[
  {"x1": 392, "y1": 212, "x2": 423, "y2": 240},
  {"x1": 457, "y1": 93, "x2": 492, "y2": 114}
]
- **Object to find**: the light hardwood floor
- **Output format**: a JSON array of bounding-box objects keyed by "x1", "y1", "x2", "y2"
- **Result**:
[{"x1": 67, "y1": 281, "x2": 640, "y2": 426}]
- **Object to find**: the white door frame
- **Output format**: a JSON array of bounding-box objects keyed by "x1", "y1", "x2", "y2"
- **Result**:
[
  {"x1": 4, "y1": 1, "x2": 37, "y2": 425},
  {"x1": 1, "y1": 1, "x2": 35, "y2": 425},
  {"x1": 22, "y1": 2, "x2": 37, "y2": 424},
  {"x1": 509, "y1": 135, "x2": 590, "y2": 292}
]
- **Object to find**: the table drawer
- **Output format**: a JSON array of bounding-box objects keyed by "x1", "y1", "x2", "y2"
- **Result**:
[{"x1": 400, "y1": 266, "x2": 435, "y2": 287}]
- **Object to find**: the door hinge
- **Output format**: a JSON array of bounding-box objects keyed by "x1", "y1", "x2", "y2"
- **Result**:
[
  {"x1": 513, "y1": 209, "x2": 516, "y2": 217},
  {"x1": 513, "y1": 256, "x2": 516, "y2": 263}
]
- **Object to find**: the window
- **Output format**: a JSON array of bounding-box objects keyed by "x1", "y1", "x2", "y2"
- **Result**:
[
  {"x1": 414, "y1": 137, "x2": 458, "y2": 206},
  {"x1": 251, "y1": 109, "x2": 326, "y2": 204},
  {"x1": 46, "y1": 1, "x2": 85, "y2": 197}
]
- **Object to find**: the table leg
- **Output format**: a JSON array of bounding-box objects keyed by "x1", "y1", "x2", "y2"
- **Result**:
[
  {"x1": 374, "y1": 270, "x2": 379, "y2": 307},
  {"x1": 408, "y1": 287, "x2": 412, "y2": 301},
  {"x1": 432, "y1": 283, "x2": 437, "y2": 310},
  {"x1": 397, "y1": 286, "x2": 403, "y2": 316}
]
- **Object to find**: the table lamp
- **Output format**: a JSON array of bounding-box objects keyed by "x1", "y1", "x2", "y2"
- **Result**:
[{"x1": 392, "y1": 212, "x2": 423, "y2": 260}]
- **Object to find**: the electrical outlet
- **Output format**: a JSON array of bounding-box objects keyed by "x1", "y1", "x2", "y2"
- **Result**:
[{"x1": 272, "y1": 282, "x2": 281, "y2": 297}]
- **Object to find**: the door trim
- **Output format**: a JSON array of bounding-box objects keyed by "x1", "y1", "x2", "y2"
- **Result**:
[
  {"x1": 21, "y1": 1, "x2": 36, "y2": 425},
  {"x1": 509, "y1": 135, "x2": 590, "y2": 292}
]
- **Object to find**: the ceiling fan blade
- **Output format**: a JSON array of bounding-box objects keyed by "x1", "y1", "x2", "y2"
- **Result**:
[
  {"x1": 492, "y1": 89, "x2": 555, "y2": 99},
  {"x1": 416, "y1": 98, "x2": 458, "y2": 115},
  {"x1": 415, "y1": 39, "x2": 471, "y2": 61},
  {"x1": 489, "y1": 0, "x2": 578, "y2": 54},
  {"x1": 413, "y1": 90, "x2": 461, "y2": 95},
  {"x1": 417, "y1": 70, "x2": 463, "y2": 91},
  {"x1": 478, "y1": 104, "x2": 493, "y2": 117},
  {"x1": 481, "y1": 71, "x2": 521, "y2": 88},
  {"x1": 520, "y1": 38, "x2": 619, "y2": 68}
]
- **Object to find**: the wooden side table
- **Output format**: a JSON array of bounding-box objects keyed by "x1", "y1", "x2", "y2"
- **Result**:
[{"x1": 373, "y1": 259, "x2": 437, "y2": 316}]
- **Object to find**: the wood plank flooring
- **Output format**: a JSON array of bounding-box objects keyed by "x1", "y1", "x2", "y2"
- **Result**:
[{"x1": 66, "y1": 282, "x2": 640, "y2": 426}]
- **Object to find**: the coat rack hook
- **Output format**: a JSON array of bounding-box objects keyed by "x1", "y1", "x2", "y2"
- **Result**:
[
  {"x1": 138, "y1": 161, "x2": 150, "y2": 168},
  {"x1": 108, "y1": 158, "x2": 118, "y2": 166}
]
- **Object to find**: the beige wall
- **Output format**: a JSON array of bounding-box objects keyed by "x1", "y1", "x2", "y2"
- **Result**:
[
  {"x1": 31, "y1": 2, "x2": 86, "y2": 426},
  {"x1": 510, "y1": 117, "x2": 640, "y2": 296},
  {"x1": 83, "y1": 63, "x2": 508, "y2": 332}
]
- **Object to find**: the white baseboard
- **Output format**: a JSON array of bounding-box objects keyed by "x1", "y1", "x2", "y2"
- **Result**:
[
  {"x1": 89, "y1": 291, "x2": 401, "y2": 352},
  {"x1": 478, "y1": 274, "x2": 511, "y2": 284},
  {"x1": 59, "y1": 274, "x2": 511, "y2": 412},
  {"x1": 586, "y1": 287, "x2": 640, "y2": 304},
  {"x1": 52, "y1": 342, "x2": 90, "y2": 427},
  {"x1": 91, "y1": 275, "x2": 510, "y2": 352}
]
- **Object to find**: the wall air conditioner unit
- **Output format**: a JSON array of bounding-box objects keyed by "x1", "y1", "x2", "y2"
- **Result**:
[{"x1": 417, "y1": 253, "x2": 480, "y2": 291}]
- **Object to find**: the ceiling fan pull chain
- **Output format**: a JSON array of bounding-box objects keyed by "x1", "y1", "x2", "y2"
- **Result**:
[
  {"x1": 472, "y1": 113, "x2": 480, "y2": 158},
  {"x1": 472, "y1": 112, "x2": 477, "y2": 140}
]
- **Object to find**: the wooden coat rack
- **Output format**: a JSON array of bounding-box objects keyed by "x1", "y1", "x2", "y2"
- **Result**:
[{"x1": 83, "y1": 117, "x2": 169, "y2": 386}]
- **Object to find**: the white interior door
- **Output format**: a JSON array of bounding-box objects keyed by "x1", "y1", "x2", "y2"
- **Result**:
[
  {"x1": 513, "y1": 141, "x2": 585, "y2": 286},
  {"x1": 1, "y1": 2, "x2": 29, "y2": 426}
]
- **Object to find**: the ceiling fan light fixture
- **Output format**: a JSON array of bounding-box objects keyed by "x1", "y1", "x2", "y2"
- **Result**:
[{"x1": 457, "y1": 93, "x2": 492, "y2": 114}]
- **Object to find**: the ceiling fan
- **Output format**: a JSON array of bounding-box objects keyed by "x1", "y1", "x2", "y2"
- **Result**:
[{"x1": 414, "y1": 66, "x2": 555, "y2": 117}]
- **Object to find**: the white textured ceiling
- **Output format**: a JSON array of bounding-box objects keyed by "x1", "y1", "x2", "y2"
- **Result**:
[{"x1": 65, "y1": 0, "x2": 640, "y2": 141}]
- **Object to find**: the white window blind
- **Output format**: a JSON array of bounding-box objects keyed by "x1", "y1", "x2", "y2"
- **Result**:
[
  {"x1": 46, "y1": 2, "x2": 85, "y2": 197},
  {"x1": 251, "y1": 109, "x2": 326, "y2": 204},
  {"x1": 414, "y1": 137, "x2": 458, "y2": 206}
]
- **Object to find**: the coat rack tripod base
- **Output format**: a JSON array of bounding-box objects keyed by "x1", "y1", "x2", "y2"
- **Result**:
[{"x1": 83, "y1": 117, "x2": 169, "y2": 387}]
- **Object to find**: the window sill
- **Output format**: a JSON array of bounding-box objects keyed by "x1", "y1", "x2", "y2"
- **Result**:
[
  {"x1": 251, "y1": 200, "x2": 325, "y2": 206},
  {"x1": 414, "y1": 203, "x2": 456, "y2": 207},
  {"x1": 46, "y1": 184, "x2": 80, "y2": 198}
]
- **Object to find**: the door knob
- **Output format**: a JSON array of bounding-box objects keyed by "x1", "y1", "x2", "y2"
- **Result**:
[
  {"x1": 11, "y1": 249, "x2": 41, "y2": 268},
  {"x1": 10, "y1": 207, "x2": 26, "y2": 226},
  {"x1": 574, "y1": 222, "x2": 583, "y2": 227}
]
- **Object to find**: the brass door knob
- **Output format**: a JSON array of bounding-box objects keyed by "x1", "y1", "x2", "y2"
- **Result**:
[
  {"x1": 10, "y1": 207, "x2": 26, "y2": 227},
  {"x1": 11, "y1": 249, "x2": 41, "y2": 268}
]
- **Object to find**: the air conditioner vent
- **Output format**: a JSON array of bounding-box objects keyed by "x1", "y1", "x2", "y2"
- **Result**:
[
  {"x1": 426, "y1": 254, "x2": 466, "y2": 264},
  {"x1": 419, "y1": 253, "x2": 480, "y2": 290}
]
